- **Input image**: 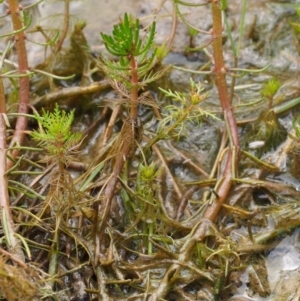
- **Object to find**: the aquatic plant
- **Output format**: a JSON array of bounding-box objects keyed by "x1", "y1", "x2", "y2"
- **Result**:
[
  {"x1": 96, "y1": 13, "x2": 167, "y2": 247},
  {"x1": 0, "y1": 0, "x2": 32, "y2": 263},
  {"x1": 260, "y1": 77, "x2": 281, "y2": 109},
  {"x1": 145, "y1": 78, "x2": 217, "y2": 150},
  {"x1": 31, "y1": 104, "x2": 82, "y2": 170},
  {"x1": 1, "y1": 1, "x2": 300, "y2": 300},
  {"x1": 148, "y1": 1, "x2": 242, "y2": 298},
  {"x1": 0, "y1": 0, "x2": 90, "y2": 297},
  {"x1": 31, "y1": 104, "x2": 82, "y2": 287}
]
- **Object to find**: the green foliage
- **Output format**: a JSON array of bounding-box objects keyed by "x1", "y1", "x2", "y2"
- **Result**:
[
  {"x1": 31, "y1": 104, "x2": 82, "y2": 165},
  {"x1": 187, "y1": 25, "x2": 198, "y2": 38},
  {"x1": 260, "y1": 77, "x2": 281, "y2": 109},
  {"x1": 137, "y1": 163, "x2": 158, "y2": 202},
  {"x1": 260, "y1": 77, "x2": 280, "y2": 99},
  {"x1": 137, "y1": 162, "x2": 159, "y2": 201},
  {"x1": 136, "y1": 162, "x2": 159, "y2": 254},
  {"x1": 155, "y1": 41, "x2": 170, "y2": 61},
  {"x1": 139, "y1": 162, "x2": 158, "y2": 182},
  {"x1": 220, "y1": 0, "x2": 227, "y2": 10},
  {"x1": 99, "y1": 13, "x2": 161, "y2": 88},
  {"x1": 291, "y1": 18, "x2": 300, "y2": 34},
  {"x1": 101, "y1": 13, "x2": 156, "y2": 57},
  {"x1": 157, "y1": 78, "x2": 217, "y2": 139},
  {"x1": 295, "y1": 4, "x2": 300, "y2": 18},
  {"x1": 245, "y1": 110, "x2": 286, "y2": 157},
  {"x1": 293, "y1": 115, "x2": 300, "y2": 140}
]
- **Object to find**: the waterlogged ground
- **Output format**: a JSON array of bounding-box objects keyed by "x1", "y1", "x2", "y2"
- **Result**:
[
  {"x1": 79, "y1": 2, "x2": 300, "y2": 299},
  {"x1": 2, "y1": 0, "x2": 300, "y2": 300}
]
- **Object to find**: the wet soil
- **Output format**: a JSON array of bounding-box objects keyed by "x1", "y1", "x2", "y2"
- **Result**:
[{"x1": 1, "y1": 1, "x2": 300, "y2": 301}]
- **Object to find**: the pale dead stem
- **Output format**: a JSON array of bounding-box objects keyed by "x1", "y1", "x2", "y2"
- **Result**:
[
  {"x1": 32, "y1": 80, "x2": 110, "y2": 108},
  {"x1": 0, "y1": 3, "x2": 25, "y2": 257},
  {"x1": 152, "y1": 143, "x2": 183, "y2": 200},
  {"x1": 0, "y1": 77, "x2": 23, "y2": 260}
]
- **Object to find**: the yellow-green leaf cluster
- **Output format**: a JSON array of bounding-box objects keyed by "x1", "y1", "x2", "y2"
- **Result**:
[{"x1": 31, "y1": 104, "x2": 82, "y2": 165}]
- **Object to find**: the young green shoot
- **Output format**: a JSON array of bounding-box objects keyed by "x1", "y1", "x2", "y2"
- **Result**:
[
  {"x1": 100, "y1": 13, "x2": 164, "y2": 119},
  {"x1": 154, "y1": 78, "x2": 217, "y2": 144},
  {"x1": 136, "y1": 161, "x2": 159, "y2": 255},
  {"x1": 260, "y1": 77, "x2": 280, "y2": 109},
  {"x1": 31, "y1": 103, "x2": 82, "y2": 171}
]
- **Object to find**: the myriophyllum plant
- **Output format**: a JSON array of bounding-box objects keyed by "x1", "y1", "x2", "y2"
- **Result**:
[
  {"x1": 31, "y1": 104, "x2": 82, "y2": 286},
  {"x1": 260, "y1": 77, "x2": 281, "y2": 109},
  {"x1": 96, "y1": 13, "x2": 166, "y2": 252},
  {"x1": 100, "y1": 12, "x2": 158, "y2": 120},
  {"x1": 31, "y1": 104, "x2": 82, "y2": 172}
]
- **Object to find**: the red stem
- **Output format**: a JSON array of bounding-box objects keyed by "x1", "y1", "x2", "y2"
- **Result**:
[
  {"x1": 149, "y1": 3, "x2": 241, "y2": 300},
  {"x1": 55, "y1": 0, "x2": 70, "y2": 53},
  {"x1": 201, "y1": 2, "x2": 240, "y2": 224},
  {"x1": 211, "y1": 2, "x2": 239, "y2": 149},
  {"x1": 7, "y1": 0, "x2": 30, "y2": 169},
  {"x1": 96, "y1": 53, "x2": 139, "y2": 256},
  {"x1": 130, "y1": 55, "x2": 139, "y2": 119}
]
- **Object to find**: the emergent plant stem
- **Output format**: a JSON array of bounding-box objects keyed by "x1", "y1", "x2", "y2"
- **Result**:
[
  {"x1": 96, "y1": 121, "x2": 135, "y2": 258},
  {"x1": 211, "y1": 2, "x2": 239, "y2": 149},
  {"x1": 149, "y1": 3, "x2": 241, "y2": 300},
  {"x1": 201, "y1": 1, "x2": 240, "y2": 222},
  {"x1": 96, "y1": 54, "x2": 140, "y2": 243},
  {"x1": 7, "y1": 0, "x2": 30, "y2": 170},
  {"x1": 130, "y1": 55, "x2": 139, "y2": 119}
]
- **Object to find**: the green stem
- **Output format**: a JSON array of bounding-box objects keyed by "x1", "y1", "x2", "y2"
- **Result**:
[
  {"x1": 48, "y1": 228, "x2": 59, "y2": 288},
  {"x1": 144, "y1": 108, "x2": 190, "y2": 150},
  {"x1": 148, "y1": 220, "x2": 153, "y2": 255}
]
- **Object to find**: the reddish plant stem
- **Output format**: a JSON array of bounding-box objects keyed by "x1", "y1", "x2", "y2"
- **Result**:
[
  {"x1": 97, "y1": 134, "x2": 133, "y2": 235},
  {"x1": 96, "y1": 54, "x2": 139, "y2": 257},
  {"x1": 149, "y1": 3, "x2": 241, "y2": 300},
  {"x1": 7, "y1": 0, "x2": 30, "y2": 170},
  {"x1": 96, "y1": 54, "x2": 139, "y2": 240},
  {"x1": 95, "y1": 127, "x2": 133, "y2": 264},
  {"x1": 211, "y1": 3, "x2": 239, "y2": 149},
  {"x1": 202, "y1": 2, "x2": 239, "y2": 222},
  {"x1": 55, "y1": 0, "x2": 70, "y2": 53},
  {"x1": 130, "y1": 55, "x2": 139, "y2": 119}
]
